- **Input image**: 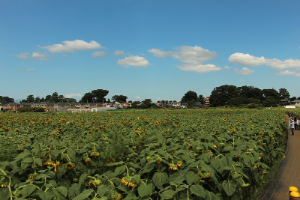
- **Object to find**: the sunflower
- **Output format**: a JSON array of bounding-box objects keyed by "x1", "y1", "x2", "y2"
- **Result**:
[
  {"x1": 169, "y1": 164, "x2": 178, "y2": 171},
  {"x1": 7, "y1": 127, "x2": 11, "y2": 131},
  {"x1": 177, "y1": 161, "x2": 183, "y2": 167},
  {"x1": 52, "y1": 133, "x2": 58, "y2": 136},
  {"x1": 85, "y1": 158, "x2": 92, "y2": 162},
  {"x1": 54, "y1": 161, "x2": 60, "y2": 172},
  {"x1": 20, "y1": 142, "x2": 28, "y2": 146},
  {"x1": 43, "y1": 161, "x2": 55, "y2": 166},
  {"x1": 43, "y1": 152, "x2": 50, "y2": 158},
  {"x1": 90, "y1": 152, "x2": 100, "y2": 157},
  {"x1": 157, "y1": 157, "x2": 162, "y2": 164},
  {"x1": 223, "y1": 117, "x2": 227, "y2": 121},
  {"x1": 57, "y1": 128, "x2": 63, "y2": 132},
  {"x1": 65, "y1": 163, "x2": 75, "y2": 169},
  {"x1": 121, "y1": 177, "x2": 136, "y2": 187}
]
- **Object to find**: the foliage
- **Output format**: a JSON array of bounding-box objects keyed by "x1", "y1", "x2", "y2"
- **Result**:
[
  {"x1": 0, "y1": 109, "x2": 287, "y2": 199},
  {"x1": 112, "y1": 95, "x2": 127, "y2": 103},
  {"x1": 181, "y1": 91, "x2": 198, "y2": 106}
]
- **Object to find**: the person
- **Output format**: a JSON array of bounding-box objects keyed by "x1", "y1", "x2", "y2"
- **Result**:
[
  {"x1": 297, "y1": 118, "x2": 300, "y2": 130},
  {"x1": 289, "y1": 117, "x2": 295, "y2": 135}
]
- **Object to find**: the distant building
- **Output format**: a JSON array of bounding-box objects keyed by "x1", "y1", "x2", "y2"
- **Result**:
[{"x1": 204, "y1": 96, "x2": 210, "y2": 107}]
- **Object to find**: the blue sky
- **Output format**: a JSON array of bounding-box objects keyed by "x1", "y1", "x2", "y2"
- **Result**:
[{"x1": 1, "y1": 0, "x2": 300, "y2": 102}]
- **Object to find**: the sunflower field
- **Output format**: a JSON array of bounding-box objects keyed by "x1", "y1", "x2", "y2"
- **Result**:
[{"x1": 0, "y1": 109, "x2": 287, "y2": 200}]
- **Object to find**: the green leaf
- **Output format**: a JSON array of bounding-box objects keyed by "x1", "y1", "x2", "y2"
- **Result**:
[
  {"x1": 14, "y1": 150, "x2": 30, "y2": 161},
  {"x1": 67, "y1": 148, "x2": 76, "y2": 160},
  {"x1": 160, "y1": 190, "x2": 176, "y2": 199},
  {"x1": 190, "y1": 185, "x2": 205, "y2": 198},
  {"x1": 222, "y1": 180, "x2": 237, "y2": 196},
  {"x1": 36, "y1": 190, "x2": 55, "y2": 200},
  {"x1": 114, "y1": 166, "x2": 126, "y2": 176},
  {"x1": 205, "y1": 191, "x2": 220, "y2": 200},
  {"x1": 57, "y1": 186, "x2": 68, "y2": 197},
  {"x1": 133, "y1": 174, "x2": 140, "y2": 183},
  {"x1": 51, "y1": 149, "x2": 61, "y2": 157},
  {"x1": 21, "y1": 184, "x2": 37, "y2": 197},
  {"x1": 73, "y1": 189, "x2": 93, "y2": 200},
  {"x1": 105, "y1": 161, "x2": 124, "y2": 166},
  {"x1": 0, "y1": 188, "x2": 10, "y2": 200},
  {"x1": 141, "y1": 160, "x2": 156, "y2": 174},
  {"x1": 79, "y1": 173, "x2": 87, "y2": 185},
  {"x1": 97, "y1": 185, "x2": 108, "y2": 197},
  {"x1": 138, "y1": 183, "x2": 153, "y2": 197},
  {"x1": 152, "y1": 172, "x2": 168, "y2": 190},
  {"x1": 169, "y1": 169, "x2": 187, "y2": 186},
  {"x1": 35, "y1": 158, "x2": 43, "y2": 166},
  {"x1": 186, "y1": 171, "x2": 198, "y2": 185}
]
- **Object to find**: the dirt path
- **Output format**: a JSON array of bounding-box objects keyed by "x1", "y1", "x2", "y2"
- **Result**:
[{"x1": 262, "y1": 116, "x2": 300, "y2": 200}]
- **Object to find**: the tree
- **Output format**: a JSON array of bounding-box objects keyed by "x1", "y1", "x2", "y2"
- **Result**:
[
  {"x1": 91, "y1": 89, "x2": 109, "y2": 103},
  {"x1": 52, "y1": 92, "x2": 59, "y2": 103},
  {"x1": 279, "y1": 88, "x2": 290, "y2": 100},
  {"x1": 181, "y1": 91, "x2": 198, "y2": 106},
  {"x1": 34, "y1": 96, "x2": 41, "y2": 103},
  {"x1": 112, "y1": 95, "x2": 127, "y2": 103},
  {"x1": 261, "y1": 89, "x2": 280, "y2": 102},
  {"x1": 0, "y1": 96, "x2": 14, "y2": 103},
  {"x1": 262, "y1": 96, "x2": 278, "y2": 107},
  {"x1": 58, "y1": 95, "x2": 65, "y2": 102},
  {"x1": 210, "y1": 85, "x2": 238, "y2": 107},
  {"x1": 40, "y1": 97, "x2": 45, "y2": 102},
  {"x1": 141, "y1": 99, "x2": 152, "y2": 109},
  {"x1": 107, "y1": 98, "x2": 111, "y2": 103},
  {"x1": 290, "y1": 96, "x2": 297, "y2": 101},
  {"x1": 27, "y1": 95, "x2": 34, "y2": 103},
  {"x1": 80, "y1": 92, "x2": 94, "y2": 103},
  {"x1": 132, "y1": 101, "x2": 140, "y2": 108},
  {"x1": 238, "y1": 86, "x2": 262, "y2": 100},
  {"x1": 45, "y1": 95, "x2": 52, "y2": 102},
  {"x1": 198, "y1": 95, "x2": 205, "y2": 104}
]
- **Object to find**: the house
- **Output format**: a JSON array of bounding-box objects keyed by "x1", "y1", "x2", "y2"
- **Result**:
[
  {"x1": 204, "y1": 96, "x2": 210, "y2": 107},
  {"x1": 4, "y1": 103, "x2": 20, "y2": 111},
  {"x1": 171, "y1": 101, "x2": 181, "y2": 108},
  {"x1": 291, "y1": 100, "x2": 300, "y2": 107},
  {"x1": 0, "y1": 103, "x2": 2, "y2": 111},
  {"x1": 122, "y1": 102, "x2": 131, "y2": 108}
]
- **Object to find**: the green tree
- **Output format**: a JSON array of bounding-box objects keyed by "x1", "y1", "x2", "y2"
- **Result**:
[
  {"x1": 261, "y1": 89, "x2": 280, "y2": 102},
  {"x1": 112, "y1": 95, "x2": 127, "y2": 103},
  {"x1": 262, "y1": 96, "x2": 278, "y2": 107},
  {"x1": 45, "y1": 95, "x2": 52, "y2": 102},
  {"x1": 210, "y1": 85, "x2": 238, "y2": 107},
  {"x1": 34, "y1": 96, "x2": 41, "y2": 103},
  {"x1": 279, "y1": 88, "x2": 290, "y2": 100},
  {"x1": 91, "y1": 89, "x2": 109, "y2": 103},
  {"x1": 58, "y1": 95, "x2": 65, "y2": 102},
  {"x1": 80, "y1": 92, "x2": 94, "y2": 103},
  {"x1": 198, "y1": 95, "x2": 205, "y2": 104},
  {"x1": 27, "y1": 95, "x2": 34, "y2": 103},
  {"x1": 181, "y1": 91, "x2": 198, "y2": 106},
  {"x1": 141, "y1": 99, "x2": 152, "y2": 108},
  {"x1": 132, "y1": 101, "x2": 140, "y2": 108},
  {"x1": 52, "y1": 92, "x2": 59, "y2": 103}
]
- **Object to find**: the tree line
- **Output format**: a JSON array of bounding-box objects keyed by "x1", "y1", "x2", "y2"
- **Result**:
[{"x1": 1, "y1": 85, "x2": 299, "y2": 108}]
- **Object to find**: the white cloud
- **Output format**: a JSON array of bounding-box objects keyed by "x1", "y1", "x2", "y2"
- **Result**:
[
  {"x1": 265, "y1": 58, "x2": 300, "y2": 70},
  {"x1": 32, "y1": 52, "x2": 48, "y2": 60},
  {"x1": 92, "y1": 51, "x2": 106, "y2": 58},
  {"x1": 135, "y1": 96, "x2": 141, "y2": 99},
  {"x1": 114, "y1": 50, "x2": 126, "y2": 56},
  {"x1": 61, "y1": 54, "x2": 68, "y2": 57},
  {"x1": 229, "y1": 53, "x2": 266, "y2": 66},
  {"x1": 277, "y1": 70, "x2": 300, "y2": 77},
  {"x1": 148, "y1": 46, "x2": 218, "y2": 64},
  {"x1": 240, "y1": 80, "x2": 245, "y2": 82},
  {"x1": 172, "y1": 46, "x2": 218, "y2": 64},
  {"x1": 117, "y1": 55, "x2": 149, "y2": 67},
  {"x1": 15, "y1": 53, "x2": 30, "y2": 59},
  {"x1": 65, "y1": 93, "x2": 82, "y2": 98},
  {"x1": 177, "y1": 64, "x2": 221, "y2": 73},
  {"x1": 229, "y1": 52, "x2": 300, "y2": 70},
  {"x1": 235, "y1": 67, "x2": 255, "y2": 75},
  {"x1": 27, "y1": 68, "x2": 35, "y2": 71},
  {"x1": 43, "y1": 40, "x2": 101, "y2": 53},
  {"x1": 148, "y1": 49, "x2": 172, "y2": 57},
  {"x1": 156, "y1": 97, "x2": 161, "y2": 100},
  {"x1": 224, "y1": 66, "x2": 232, "y2": 70}
]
